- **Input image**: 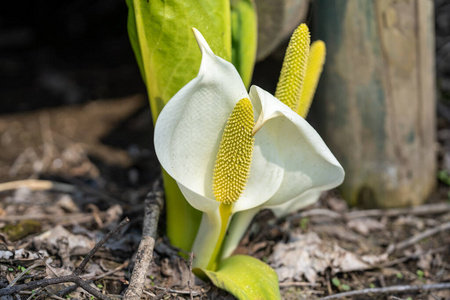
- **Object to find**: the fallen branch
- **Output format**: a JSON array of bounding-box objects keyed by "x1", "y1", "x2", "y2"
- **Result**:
[
  {"x1": 123, "y1": 182, "x2": 164, "y2": 300},
  {"x1": 0, "y1": 218, "x2": 130, "y2": 299},
  {"x1": 320, "y1": 282, "x2": 450, "y2": 300},
  {"x1": 386, "y1": 221, "x2": 450, "y2": 254},
  {"x1": 187, "y1": 252, "x2": 194, "y2": 300}
]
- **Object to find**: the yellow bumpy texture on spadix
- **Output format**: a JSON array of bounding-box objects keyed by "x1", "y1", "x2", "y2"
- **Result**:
[
  {"x1": 213, "y1": 98, "x2": 255, "y2": 205},
  {"x1": 275, "y1": 24, "x2": 310, "y2": 111},
  {"x1": 297, "y1": 40, "x2": 326, "y2": 118}
]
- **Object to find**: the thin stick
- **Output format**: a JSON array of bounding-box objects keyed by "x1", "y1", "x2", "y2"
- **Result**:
[
  {"x1": 386, "y1": 221, "x2": 450, "y2": 254},
  {"x1": 153, "y1": 286, "x2": 202, "y2": 296},
  {"x1": 320, "y1": 282, "x2": 450, "y2": 300},
  {"x1": 75, "y1": 217, "x2": 130, "y2": 275},
  {"x1": 279, "y1": 282, "x2": 320, "y2": 287},
  {"x1": 344, "y1": 203, "x2": 450, "y2": 219},
  {"x1": 0, "y1": 212, "x2": 106, "y2": 223},
  {"x1": 8, "y1": 259, "x2": 45, "y2": 287},
  {"x1": 0, "y1": 179, "x2": 75, "y2": 193},
  {"x1": 0, "y1": 218, "x2": 130, "y2": 299},
  {"x1": 123, "y1": 183, "x2": 164, "y2": 300},
  {"x1": 288, "y1": 203, "x2": 450, "y2": 223},
  {"x1": 187, "y1": 252, "x2": 194, "y2": 300}
]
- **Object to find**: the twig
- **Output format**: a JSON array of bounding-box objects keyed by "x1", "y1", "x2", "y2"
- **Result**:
[
  {"x1": 92, "y1": 261, "x2": 129, "y2": 281},
  {"x1": 0, "y1": 179, "x2": 75, "y2": 193},
  {"x1": 287, "y1": 209, "x2": 341, "y2": 222},
  {"x1": 320, "y1": 282, "x2": 450, "y2": 299},
  {"x1": 386, "y1": 221, "x2": 450, "y2": 254},
  {"x1": 187, "y1": 252, "x2": 194, "y2": 300},
  {"x1": 123, "y1": 183, "x2": 164, "y2": 300},
  {"x1": 287, "y1": 203, "x2": 450, "y2": 223},
  {"x1": 0, "y1": 212, "x2": 107, "y2": 223},
  {"x1": 153, "y1": 286, "x2": 202, "y2": 296},
  {"x1": 344, "y1": 203, "x2": 450, "y2": 219},
  {"x1": 0, "y1": 218, "x2": 130, "y2": 299},
  {"x1": 8, "y1": 259, "x2": 45, "y2": 287},
  {"x1": 381, "y1": 246, "x2": 448, "y2": 268},
  {"x1": 75, "y1": 218, "x2": 130, "y2": 275},
  {"x1": 279, "y1": 282, "x2": 320, "y2": 287}
]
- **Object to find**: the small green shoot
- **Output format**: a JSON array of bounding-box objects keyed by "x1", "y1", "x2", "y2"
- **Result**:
[
  {"x1": 331, "y1": 277, "x2": 351, "y2": 292},
  {"x1": 369, "y1": 283, "x2": 375, "y2": 288},
  {"x1": 396, "y1": 272, "x2": 404, "y2": 279},
  {"x1": 438, "y1": 170, "x2": 450, "y2": 186},
  {"x1": 299, "y1": 217, "x2": 309, "y2": 230},
  {"x1": 416, "y1": 269, "x2": 424, "y2": 279},
  {"x1": 96, "y1": 283, "x2": 103, "y2": 289},
  {"x1": 331, "y1": 277, "x2": 340, "y2": 287}
]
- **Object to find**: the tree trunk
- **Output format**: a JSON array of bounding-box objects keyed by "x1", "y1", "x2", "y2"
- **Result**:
[{"x1": 313, "y1": 0, "x2": 436, "y2": 208}]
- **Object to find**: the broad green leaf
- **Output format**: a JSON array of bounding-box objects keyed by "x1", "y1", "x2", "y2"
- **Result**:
[
  {"x1": 126, "y1": 0, "x2": 231, "y2": 123},
  {"x1": 231, "y1": 0, "x2": 257, "y2": 88},
  {"x1": 125, "y1": 0, "x2": 231, "y2": 252},
  {"x1": 194, "y1": 255, "x2": 281, "y2": 300}
]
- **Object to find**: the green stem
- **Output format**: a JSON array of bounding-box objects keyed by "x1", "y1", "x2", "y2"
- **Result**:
[
  {"x1": 221, "y1": 208, "x2": 259, "y2": 260},
  {"x1": 206, "y1": 203, "x2": 233, "y2": 271},
  {"x1": 162, "y1": 170, "x2": 202, "y2": 253}
]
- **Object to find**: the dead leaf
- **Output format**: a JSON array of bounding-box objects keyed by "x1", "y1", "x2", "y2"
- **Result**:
[
  {"x1": 347, "y1": 218, "x2": 385, "y2": 236},
  {"x1": 313, "y1": 224, "x2": 362, "y2": 242},
  {"x1": 270, "y1": 232, "x2": 370, "y2": 283},
  {"x1": 0, "y1": 250, "x2": 13, "y2": 259},
  {"x1": 33, "y1": 225, "x2": 95, "y2": 255},
  {"x1": 326, "y1": 197, "x2": 348, "y2": 212}
]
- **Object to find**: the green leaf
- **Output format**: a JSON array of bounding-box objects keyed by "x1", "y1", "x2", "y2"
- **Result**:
[
  {"x1": 438, "y1": 170, "x2": 450, "y2": 186},
  {"x1": 125, "y1": 0, "x2": 231, "y2": 252},
  {"x1": 331, "y1": 277, "x2": 341, "y2": 287},
  {"x1": 194, "y1": 255, "x2": 281, "y2": 300},
  {"x1": 230, "y1": 0, "x2": 257, "y2": 88},
  {"x1": 126, "y1": 0, "x2": 231, "y2": 123}
]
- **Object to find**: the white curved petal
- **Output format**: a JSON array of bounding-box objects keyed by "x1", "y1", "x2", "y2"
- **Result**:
[
  {"x1": 268, "y1": 190, "x2": 322, "y2": 218},
  {"x1": 154, "y1": 29, "x2": 248, "y2": 201},
  {"x1": 232, "y1": 127, "x2": 284, "y2": 212},
  {"x1": 178, "y1": 183, "x2": 220, "y2": 215},
  {"x1": 191, "y1": 210, "x2": 222, "y2": 269},
  {"x1": 250, "y1": 86, "x2": 345, "y2": 207}
]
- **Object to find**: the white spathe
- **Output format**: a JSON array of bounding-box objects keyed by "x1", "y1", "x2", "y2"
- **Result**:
[{"x1": 154, "y1": 28, "x2": 345, "y2": 269}]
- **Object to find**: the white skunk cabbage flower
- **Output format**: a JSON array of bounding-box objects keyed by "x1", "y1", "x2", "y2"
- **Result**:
[{"x1": 154, "y1": 28, "x2": 344, "y2": 270}]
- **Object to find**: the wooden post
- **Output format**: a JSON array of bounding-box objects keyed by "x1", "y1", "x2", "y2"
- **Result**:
[
  {"x1": 254, "y1": 0, "x2": 309, "y2": 60},
  {"x1": 313, "y1": 0, "x2": 436, "y2": 208}
]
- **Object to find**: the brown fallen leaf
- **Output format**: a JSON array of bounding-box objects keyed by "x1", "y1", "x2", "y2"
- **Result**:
[
  {"x1": 347, "y1": 218, "x2": 385, "y2": 236},
  {"x1": 269, "y1": 232, "x2": 370, "y2": 283},
  {"x1": 33, "y1": 225, "x2": 95, "y2": 256}
]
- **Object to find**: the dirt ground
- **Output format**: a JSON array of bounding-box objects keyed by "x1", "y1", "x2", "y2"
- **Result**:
[{"x1": 1, "y1": 1, "x2": 450, "y2": 299}]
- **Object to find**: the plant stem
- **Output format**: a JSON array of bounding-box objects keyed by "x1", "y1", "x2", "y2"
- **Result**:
[{"x1": 206, "y1": 203, "x2": 233, "y2": 271}]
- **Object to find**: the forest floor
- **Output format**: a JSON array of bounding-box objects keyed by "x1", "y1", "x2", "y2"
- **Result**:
[{"x1": 0, "y1": 95, "x2": 449, "y2": 300}]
